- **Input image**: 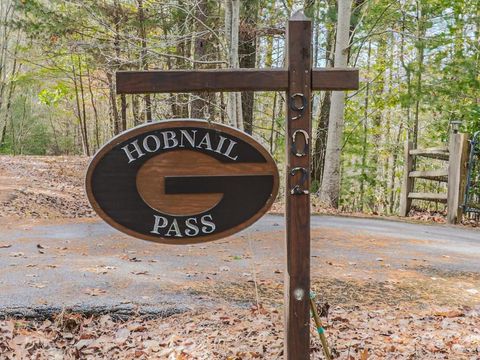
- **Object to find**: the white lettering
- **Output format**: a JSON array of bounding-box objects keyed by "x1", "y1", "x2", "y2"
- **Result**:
[
  {"x1": 150, "y1": 215, "x2": 168, "y2": 234},
  {"x1": 223, "y1": 139, "x2": 238, "y2": 160},
  {"x1": 143, "y1": 135, "x2": 161, "y2": 152},
  {"x1": 165, "y1": 219, "x2": 182, "y2": 237},
  {"x1": 179, "y1": 130, "x2": 197, "y2": 148},
  {"x1": 162, "y1": 131, "x2": 178, "y2": 149},
  {"x1": 185, "y1": 217, "x2": 200, "y2": 236},
  {"x1": 214, "y1": 135, "x2": 227, "y2": 154},
  {"x1": 122, "y1": 140, "x2": 145, "y2": 163},
  {"x1": 201, "y1": 214, "x2": 215, "y2": 234},
  {"x1": 197, "y1": 133, "x2": 213, "y2": 151}
]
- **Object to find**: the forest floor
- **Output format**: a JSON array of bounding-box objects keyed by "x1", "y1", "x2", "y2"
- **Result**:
[
  {"x1": 0, "y1": 155, "x2": 479, "y2": 359},
  {"x1": 0, "y1": 156, "x2": 94, "y2": 219}
]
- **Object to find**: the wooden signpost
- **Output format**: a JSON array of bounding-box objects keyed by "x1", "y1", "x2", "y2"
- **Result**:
[{"x1": 94, "y1": 11, "x2": 358, "y2": 359}]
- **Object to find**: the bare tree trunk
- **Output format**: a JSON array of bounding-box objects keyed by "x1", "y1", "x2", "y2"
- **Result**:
[
  {"x1": 239, "y1": 0, "x2": 258, "y2": 134},
  {"x1": 225, "y1": 0, "x2": 243, "y2": 129},
  {"x1": 113, "y1": 0, "x2": 126, "y2": 132},
  {"x1": 137, "y1": 0, "x2": 152, "y2": 122},
  {"x1": 0, "y1": 116, "x2": 7, "y2": 147},
  {"x1": 0, "y1": 1, "x2": 15, "y2": 146},
  {"x1": 169, "y1": 25, "x2": 189, "y2": 118},
  {"x1": 400, "y1": 9, "x2": 412, "y2": 146},
  {"x1": 269, "y1": 92, "x2": 278, "y2": 153},
  {"x1": 86, "y1": 65, "x2": 100, "y2": 149},
  {"x1": 132, "y1": 95, "x2": 142, "y2": 127},
  {"x1": 312, "y1": 4, "x2": 335, "y2": 188},
  {"x1": 190, "y1": 0, "x2": 208, "y2": 119},
  {"x1": 412, "y1": 0, "x2": 425, "y2": 148},
  {"x1": 370, "y1": 38, "x2": 387, "y2": 212},
  {"x1": 383, "y1": 31, "x2": 395, "y2": 213},
  {"x1": 312, "y1": 92, "x2": 331, "y2": 185},
  {"x1": 359, "y1": 40, "x2": 372, "y2": 211},
  {"x1": 120, "y1": 94, "x2": 127, "y2": 131},
  {"x1": 71, "y1": 59, "x2": 88, "y2": 156},
  {"x1": 389, "y1": 123, "x2": 403, "y2": 213},
  {"x1": 77, "y1": 56, "x2": 90, "y2": 156},
  {"x1": 107, "y1": 71, "x2": 120, "y2": 136},
  {"x1": 0, "y1": 1, "x2": 13, "y2": 111},
  {"x1": 0, "y1": 28, "x2": 20, "y2": 148},
  {"x1": 320, "y1": 0, "x2": 352, "y2": 208},
  {"x1": 14, "y1": 94, "x2": 28, "y2": 155}
]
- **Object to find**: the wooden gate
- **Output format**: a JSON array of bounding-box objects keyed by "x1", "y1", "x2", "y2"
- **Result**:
[{"x1": 399, "y1": 130, "x2": 469, "y2": 224}]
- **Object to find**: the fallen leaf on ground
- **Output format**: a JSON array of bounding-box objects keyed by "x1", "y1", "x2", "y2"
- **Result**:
[
  {"x1": 360, "y1": 348, "x2": 369, "y2": 360},
  {"x1": 115, "y1": 328, "x2": 130, "y2": 344},
  {"x1": 131, "y1": 271, "x2": 149, "y2": 275},
  {"x1": 434, "y1": 309, "x2": 464, "y2": 318},
  {"x1": 84, "y1": 288, "x2": 106, "y2": 296},
  {"x1": 10, "y1": 252, "x2": 24, "y2": 257},
  {"x1": 29, "y1": 282, "x2": 47, "y2": 289}
]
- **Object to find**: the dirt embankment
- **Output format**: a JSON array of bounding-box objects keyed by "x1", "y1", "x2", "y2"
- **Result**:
[
  {"x1": 0, "y1": 156, "x2": 95, "y2": 219},
  {"x1": 1, "y1": 155, "x2": 477, "y2": 227}
]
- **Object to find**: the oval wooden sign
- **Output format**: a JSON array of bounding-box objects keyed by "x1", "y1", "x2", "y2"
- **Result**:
[{"x1": 86, "y1": 119, "x2": 279, "y2": 244}]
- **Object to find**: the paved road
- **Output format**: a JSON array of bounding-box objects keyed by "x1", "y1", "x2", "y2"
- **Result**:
[{"x1": 0, "y1": 215, "x2": 478, "y2": 318}]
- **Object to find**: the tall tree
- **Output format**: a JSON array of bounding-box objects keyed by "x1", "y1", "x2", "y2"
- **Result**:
[
  {"x1": 312, "y1": 0, "x2": 336, "y2": 188},
  {"x1": 320, "y1": 0, "x2": 353, "y2": 207},
  {"x1": 225, "y1": 0, "x2": 243, "y2": 129},
  {"x1": 0, "y1": 0, "x2": 19, "y2": 148},
  {"x1": 239, "y1": 0, "x2": 259, "y2": 134},
  {"x1": 190, "y1": 0, "x2": 209, "y2": 119},
  {"x1": 113, "y1": 0, "x2": 127, "y2": 134},
  {"x1": 137, "y1": 0, "x2": 152, "y2": 123}
]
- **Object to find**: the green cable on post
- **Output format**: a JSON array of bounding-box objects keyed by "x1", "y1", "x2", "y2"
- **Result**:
[{"x1": 309, "y1": 291, "x2": 332, "y2": 360}]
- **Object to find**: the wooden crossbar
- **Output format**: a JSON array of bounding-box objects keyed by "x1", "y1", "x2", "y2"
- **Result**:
[
  {"x1": 116, "y1": 68, "x2": 359, "y2": 94},
  {"x1": 408, "y1": 192, "x2": 448, "y2": 203}
]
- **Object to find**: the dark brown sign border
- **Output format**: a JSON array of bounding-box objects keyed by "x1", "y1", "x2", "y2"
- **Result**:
[{"x1": 85, "y1": 119, "x2": 279, "y2": 245}]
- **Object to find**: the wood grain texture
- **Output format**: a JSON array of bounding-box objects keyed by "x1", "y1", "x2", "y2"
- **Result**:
[
  {"x1": 408, "y1": 169, "x2": 448, "y2": 182},
  {"x1": 137, "y1": 150, "x2": 275, "y2": 216},
  {"x1": 447, "y1": 133, "x2": 469, "y2": 224},
  {"x1": 116, "y1": 69, "x2": 288, "y2": 93},
  {"x1": 116, "y1": 68, "x2": 359, "y2": 94},
  {"x1": 409, "y1": 147, "x2": 449, "y2": 161},
  {"x1": 408, "y1": 192, "x2": 448, "y2": 202},
  {"x1": 311, "y1": 68, "x2": 359, "y2": 90},
  {"x1": 284, "y1": 12, "x2": 311, "y2": 360}
]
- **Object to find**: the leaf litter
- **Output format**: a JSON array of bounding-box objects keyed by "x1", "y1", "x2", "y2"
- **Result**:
[
  {"x1": 1, "y1": 156, "x2": 479, "y2": 358},
  {"x1": 1, "y1": 275, "x2": 479, "y2": 359}
]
